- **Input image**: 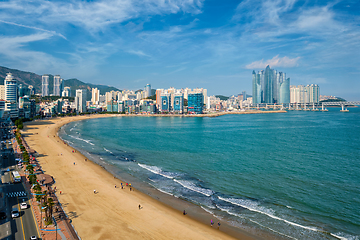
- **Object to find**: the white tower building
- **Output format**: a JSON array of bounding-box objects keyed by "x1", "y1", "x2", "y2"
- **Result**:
[
  {"x1": 42, "y1": 75, "x2": 49, "y2": 97},
  {"x1": 75, "y1": 89, "x2": 87, "y2": 113},
  {"x1": 53, "y1": 75, "x2": 62, "y2": 96},
  {"x1": 5, "y1": 73, "x2": 18, "y2": 118}
]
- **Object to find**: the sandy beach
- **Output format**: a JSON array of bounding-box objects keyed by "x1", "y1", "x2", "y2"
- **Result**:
[{"x1": 22, "y1": 114, "x2": 259, "y2": 240}]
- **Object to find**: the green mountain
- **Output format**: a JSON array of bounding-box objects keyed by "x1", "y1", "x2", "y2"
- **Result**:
[
  {"x1": 215, "y1": 95, "x2": 229, "y2": 101},
  {"x1": 0, "y1": 66, "x2": 120, "y2": 95},
  {"x1": 65, "y1": 78, "x2": 120, "y2": 96},
  {"x1": 0, "y1": 66, "x2": 42, "y2": 91}
]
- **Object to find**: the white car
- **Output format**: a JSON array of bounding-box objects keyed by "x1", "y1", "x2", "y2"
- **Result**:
[
  {"x1": 20, "y1": 202, "x2": 28, "y2": 210},
  {"x1": 11, "y1": 207, "x2": 19, "y2": 218},
  {"x1": 30, "y1": 236, "x2": 37, "y2": 240}
]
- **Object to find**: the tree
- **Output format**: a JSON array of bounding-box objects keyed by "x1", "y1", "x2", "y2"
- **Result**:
[{"x1": 48, "y1": 198, "x2": 55, "y2": 222}]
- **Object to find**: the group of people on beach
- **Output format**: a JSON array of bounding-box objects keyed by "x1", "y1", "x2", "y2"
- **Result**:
[{"x1": 210, "y1": 219, "x2": 221, "y2": 229}]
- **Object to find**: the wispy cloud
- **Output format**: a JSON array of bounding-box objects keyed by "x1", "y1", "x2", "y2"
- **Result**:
[
  {"x1": 127, "y1": 50, "x2": 151, "y2": 58},
  {"x1": 0, "y1": 0, "x2": 204, "y2": 32},
  {"x1": 246, "y1": 55, "x2": 300, "y2": 69},
  {"x1": 166, "y1": 67, "x2": 187, "y2": 75},
  {"x1": 0, "y1": 20, "x2": 67, "y2": 40}
]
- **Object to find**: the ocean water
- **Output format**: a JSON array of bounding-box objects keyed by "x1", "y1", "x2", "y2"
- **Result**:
[{"x1": 59, "y1": 108, "x2": 360, "y2": 240}]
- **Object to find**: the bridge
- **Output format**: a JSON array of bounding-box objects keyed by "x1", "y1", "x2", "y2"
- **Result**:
[{"x1": 250, "y1": 102, "x2": 360, "y2": 112}]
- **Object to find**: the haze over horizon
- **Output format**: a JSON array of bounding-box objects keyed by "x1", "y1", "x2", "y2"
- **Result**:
[{"x1": 0, "y1": 0, "x2": 359, "y2": 100}]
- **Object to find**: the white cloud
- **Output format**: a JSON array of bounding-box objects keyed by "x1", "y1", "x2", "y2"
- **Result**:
[
  {"x1": 246, "y1": 55, "x2": 300, "y2": 69},
  {"x1": 127, "y1": 50, "x2": 151, "y2": 58},
  {"x1": 0, "y1": 33, "x2": 68, "y2": 73},
  {"x1": 0, "y1": 20, "x2": 67, "y2": 40},
  {"x1": 0, "y1": 0, "x2": 204, "y2": 32}
]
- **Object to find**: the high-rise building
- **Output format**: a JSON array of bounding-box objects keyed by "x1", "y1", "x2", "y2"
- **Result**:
[
  {"x1": 28, "y1": 85, "x2": 35, "y2": 95},
  {"x1": 173, "y1": 93, "x2": 184, "y2": 113},
  {"x1": 42, "y1": 75, "x2": 49, "y2": 97},
  {"x1": 160, "y1": 92, "x2": 171, "y2": 112},
  {"x1": 308, "y1": 84, "x2": 320, "y2": 103},
  {"x1": 91, "y1": 88, "x2": 100, "y2": 104},
  {"x1": 290, "y1": 84, "x2": 319, "y2": 103},
  {"x1": 252, "y1": 65, "x2": 290, "y2": 104},
  {"x1": 0, "y1": 99, "x2": 5, "y2": 118},
  {"x1": 75, "y1": 89, "x2": 87, "y2": 113},
  {"x1": 53, "y1": 75, "x2": 63, "y2": 96},
  {"x1": 0, "y1": 85, "x2": 4, "y2": 100},
  {"x1": 5, "y1": 73, "x2": 18, "y2": 118},
  {"x1": 62, "y1": 87, "x2": 71, "y2": 97},
  {"x1": 19, "y1": 96, "x2": 31, "y2": 118},
  {"x1": 156, "y1": 89, "x2": 163, "y2": 108},
  {"x1": 188, "y1": 93, "x2": 203, "y2": 114},
  {"x1": 144, "y1": 84, "x2": 151, "y2": 98},
  {"x1": 279, "y1": 78, "x2": 290, "y2": 104}
]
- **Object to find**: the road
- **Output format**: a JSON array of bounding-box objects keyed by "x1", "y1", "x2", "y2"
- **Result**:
[{"x1": 0, "y1": 122, "x2": 40, "y2": 240}]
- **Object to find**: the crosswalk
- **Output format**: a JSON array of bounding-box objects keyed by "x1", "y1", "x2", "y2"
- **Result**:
[{"x1": 6, "y1": 191, "x2": 27, "y2": 198}]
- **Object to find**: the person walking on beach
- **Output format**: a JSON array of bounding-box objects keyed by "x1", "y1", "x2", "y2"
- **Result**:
[
  {"x1": 211, "y1": 219, "x2": 214, "y2": 227},
  {"x1": 217, "y1": 221, "x2": 221, "y2": 229},
  {"x1": 139, "y1": 204, "x2": 141, "y2": 210},
  {"x1": 94, "y1": 189, "x2": 96, "y2": 194}
]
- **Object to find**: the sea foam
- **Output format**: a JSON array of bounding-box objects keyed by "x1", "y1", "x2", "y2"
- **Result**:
[
  {"x1": 218, "y1": 196, "x2": 319, "y2": 232},
  {"x1": 138, "y1": 163, "x2": 176, "y2": 179},
  {"x1": 174, "y1": 179, "x2": 214, "y2": 197},
  {"x1": 69, "y1": 135, "x2": 94, "y2": 146}
]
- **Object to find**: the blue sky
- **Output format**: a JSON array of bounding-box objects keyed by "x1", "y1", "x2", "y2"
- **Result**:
[{"x1": 0, "y1": 0, "x2": 359, "y2": 100}]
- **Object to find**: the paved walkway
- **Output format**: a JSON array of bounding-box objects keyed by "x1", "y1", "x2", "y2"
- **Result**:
[{"x1": 15, "y1": 135, "x2": 80, "y2": 240}]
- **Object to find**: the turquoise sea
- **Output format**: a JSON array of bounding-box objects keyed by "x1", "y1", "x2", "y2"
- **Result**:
[{"x1": 59, "y1": 108, "x2": 360, "y2": 240}]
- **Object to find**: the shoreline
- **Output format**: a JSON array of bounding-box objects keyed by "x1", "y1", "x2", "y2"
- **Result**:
[
  {"x1": 23, "y1": 115, "x2": 262, "y2": 240},
  {"x1": 22, "y1": 112, "x2": 288, "y2": 240}
]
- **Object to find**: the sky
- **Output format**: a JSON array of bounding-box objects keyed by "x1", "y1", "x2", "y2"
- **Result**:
[{"x1": 0, "y1": 0, "x2": 359, "y2": 100}]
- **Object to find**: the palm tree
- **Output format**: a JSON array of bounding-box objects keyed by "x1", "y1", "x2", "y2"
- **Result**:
[{"x1": 48, "y1": 198, "x2": 55, "y2": 222}]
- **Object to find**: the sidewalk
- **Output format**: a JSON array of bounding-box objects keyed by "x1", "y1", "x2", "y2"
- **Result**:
[{"x1": 16, "y1": 134, "x2": 80, "y2": 240}]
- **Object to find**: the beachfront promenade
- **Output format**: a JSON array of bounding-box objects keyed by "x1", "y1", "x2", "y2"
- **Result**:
[{"x1": 14, "y1": 132, "x2": 80, "y2": 240}]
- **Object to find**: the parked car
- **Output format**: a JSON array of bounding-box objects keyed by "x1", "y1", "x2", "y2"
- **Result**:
[{"x1": 30, "y1": 236, "x2": 37, "y2": 240}]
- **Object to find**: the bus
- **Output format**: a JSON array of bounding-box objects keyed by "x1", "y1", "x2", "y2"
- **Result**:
[{"x1": 11, "y1": 171, "x2": 21, "y2": 183}]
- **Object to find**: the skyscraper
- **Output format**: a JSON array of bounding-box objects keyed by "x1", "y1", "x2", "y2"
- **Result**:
[
  {"x1": 53, "y1": 75, "x2": 63, "y2": 96},
  {"x1": 290, "y1": 84, "x2": 319, "y2": 103},
  {"x1": 252, "y1": 65, "x2": 290, "y2": 104},
  {"x1": 91, "y1": 88, "x2": 100, "y2": 104},
  {"x1": 252, "y1": 71, "x2": 261, "y2": 104},
  {"x1": 279, "y1": 78, "x2": 290, "y2": 104},
  {"x1": 42, "y1": 75, "x2": 49, "y2": 97},
  {"x1": 5, "y1": 73, "x2": 18, "y2": 118},
  {"x1": 308, "y1": 84, "x2": 319, "y2": 103},
  {"x1": 144, "y1": 84, "x2": 151, "y2": 98},
  {"x1": 75, "y1": 89, "x2": 87, "y2": 113}
]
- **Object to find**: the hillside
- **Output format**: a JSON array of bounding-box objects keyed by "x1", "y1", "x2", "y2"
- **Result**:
[
  {"x1": 0, "y1": 66, "x2": 120, "y2": 95},
  {"x1": 0, "y1": 66, "x2": 42, "y2": 91}
]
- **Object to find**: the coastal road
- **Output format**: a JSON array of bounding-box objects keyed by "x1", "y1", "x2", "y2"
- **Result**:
[
  {"x1": 0, "y1": 136, "x2": 40, "y2": 240},
  {"x1": 7, "y1": 182, "x2": 40, "y2": 240}
]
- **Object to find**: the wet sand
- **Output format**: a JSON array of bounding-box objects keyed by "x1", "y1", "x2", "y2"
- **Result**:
[{"x1": 22, "y1": 115, "x2": 259, "y2": 240}]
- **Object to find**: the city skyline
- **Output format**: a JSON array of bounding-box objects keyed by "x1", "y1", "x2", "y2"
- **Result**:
[{"x1": 0, "y1": 1, "x2": 359, "y2": 100}]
